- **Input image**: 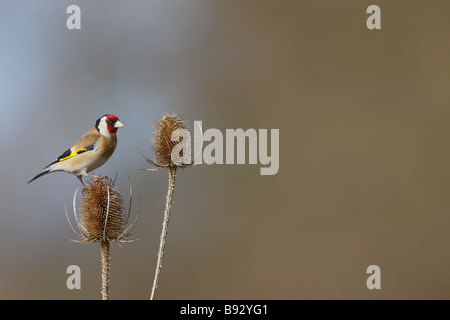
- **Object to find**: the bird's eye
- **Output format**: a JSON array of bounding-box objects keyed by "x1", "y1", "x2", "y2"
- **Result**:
[{"x1": 106, "y1": 120, "x2": 115, "y2": 126}]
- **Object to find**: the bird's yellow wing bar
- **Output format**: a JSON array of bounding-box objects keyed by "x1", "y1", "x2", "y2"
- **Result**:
[
  {"x1": 57, "y1": 147, "x2": 88, "y2": 162},
  {"x1": 46, "y1": 143, "x2": 95, "y2": 168}
]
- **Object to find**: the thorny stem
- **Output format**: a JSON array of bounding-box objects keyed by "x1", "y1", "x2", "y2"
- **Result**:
[
  {"x1": 150, "y1": 167, "x2": 177, "y2": 300},
  {"x1": 101, "y1": 240, "x2": 110, "y2": 300},
  {"x1": 101, "y1": 186, "x2": 111, "y2": 300}
]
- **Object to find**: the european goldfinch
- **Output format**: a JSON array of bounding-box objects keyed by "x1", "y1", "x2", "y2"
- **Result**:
[{"x1": 28, "y1": 114, "x2": 124, "y2": 185}]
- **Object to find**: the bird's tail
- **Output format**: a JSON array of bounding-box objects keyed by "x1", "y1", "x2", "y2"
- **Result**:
[{"x1": 28, "y1": 169, "x2": 51, "y2": 184}]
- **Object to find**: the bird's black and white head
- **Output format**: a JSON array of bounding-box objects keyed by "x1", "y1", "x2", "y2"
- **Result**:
[{"x1": 96, "y1": 114, "x2": 124, "y2": 136}]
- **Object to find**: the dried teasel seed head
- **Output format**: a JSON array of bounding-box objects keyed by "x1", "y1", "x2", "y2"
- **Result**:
[
  {"x1": 152, "y1": 113, "x2": 189, "y2": 168},
  {"x1": 153, "y1": 113, "x2": 187, "y2": 168},
  {"x1": 79, "y1": 177, "x2": 126, "y2": 242}
]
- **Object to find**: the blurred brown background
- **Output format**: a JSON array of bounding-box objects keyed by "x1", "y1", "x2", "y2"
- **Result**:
[{"x1": 1, "y1": 0, "x2": 450, "y2": 299}]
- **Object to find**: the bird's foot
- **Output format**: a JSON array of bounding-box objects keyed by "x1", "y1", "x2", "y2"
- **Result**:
[
  {"x1": 87, "y1": 174, "x2": 104, "y2": 183},
  {"x1": 78, "y1": 174, "x2": 104, "y2": 187}
]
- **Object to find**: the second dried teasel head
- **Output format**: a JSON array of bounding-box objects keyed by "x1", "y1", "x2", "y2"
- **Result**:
[
  {"x1": 138, "y1": 113, "x2": 194, "y2": 299},
  {"x1": 139, "y1": 113, "x2": 192, "y2": 170}
]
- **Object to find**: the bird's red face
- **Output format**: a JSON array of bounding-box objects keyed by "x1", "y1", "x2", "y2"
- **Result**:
[{"x1": 105, "y1": 115, "x2": 125, "y2": 133}]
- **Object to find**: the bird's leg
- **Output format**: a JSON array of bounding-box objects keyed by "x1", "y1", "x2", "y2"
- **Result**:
[{"x1": 77, "y1": 175, "x2": 86, "y2": 187}]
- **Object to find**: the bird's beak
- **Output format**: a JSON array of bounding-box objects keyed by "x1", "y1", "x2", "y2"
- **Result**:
[{"x1": 114, "y1": 120, "x2": 125, "y2": 128}]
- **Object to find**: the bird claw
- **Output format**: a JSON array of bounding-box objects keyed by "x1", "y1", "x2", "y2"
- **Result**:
[
  {"x1": 88, "y1": 175, "x2": 103, "y2": 183},
  {"x1": 78, "y1": 174, "x2": 104, "y2": 187}
]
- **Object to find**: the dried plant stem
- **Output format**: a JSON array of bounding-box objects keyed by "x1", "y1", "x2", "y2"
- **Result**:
[
  {"x1": 150, "y1": 167, "x2": 177, "y2": 300},
  {"x1": 101, "y1": 240, "x2": 110, "y2": 300}
]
